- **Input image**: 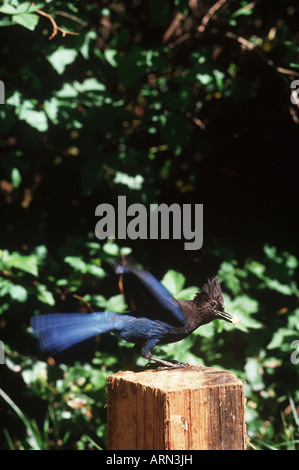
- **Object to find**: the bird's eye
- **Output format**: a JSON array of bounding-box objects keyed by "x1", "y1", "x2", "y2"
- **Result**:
[{"x1": 210, "y1": 301, "x2": 216, "y2": 307}]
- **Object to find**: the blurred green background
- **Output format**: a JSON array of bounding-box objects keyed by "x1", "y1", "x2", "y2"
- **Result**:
[{"x1": 0, "y1": 0, "x2": 299, "y2": 450}]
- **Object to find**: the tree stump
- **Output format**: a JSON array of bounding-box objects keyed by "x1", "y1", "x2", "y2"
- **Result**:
[{"x1": 107, "y1": 365, "x2": 247, "y2": 450}]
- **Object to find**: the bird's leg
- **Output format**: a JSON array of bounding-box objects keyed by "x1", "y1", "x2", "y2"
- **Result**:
[{"x1": 140, "y1": 342, "x2": 189, "y2": 369}]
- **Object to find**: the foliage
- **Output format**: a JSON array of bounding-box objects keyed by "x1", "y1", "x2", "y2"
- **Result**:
[
  {"x1": 0, "y1": 0, "x2": 299, "y2": 450},
  {"x1": 1, "y1": 240, "x2": 299, "y2": 449}
]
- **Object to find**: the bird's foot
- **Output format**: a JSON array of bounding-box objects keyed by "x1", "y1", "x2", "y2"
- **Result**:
[
  {"x1": 151, "y1": 356, "x2": 189, "y2": 370},
  {"x1": 157, "y1": 362, "x2": 189, "y2": 370}
]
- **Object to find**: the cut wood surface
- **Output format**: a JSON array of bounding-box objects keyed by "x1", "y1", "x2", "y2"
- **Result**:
[{"x1": 107, "y1": 365, "x2": 247, "y2": 450}]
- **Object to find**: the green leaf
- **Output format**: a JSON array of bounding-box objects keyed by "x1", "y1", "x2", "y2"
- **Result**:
[
  {"x1": 113, "y1": 171, "x2": 144, "y2": 190},
  {"x1": 56, "y1": 279, "x2": 68, "y2": 286},
  {"x1": 36, "y1": 284, "x2": 55, "y2": 306},
  {"x1": 11, "y1": 167, "x2": 22, "y2": 188},
  {"x1": 267, "y1": 328, "x2": 299, "y2": 351},
  {"x1": 2, "y1": 251, "x2": 39, "y2": 276},
  {"x1": 11, "y1": 284, "x2": 28, "y2": 302},
  {"x1": 77, "y1": 78, "x2": 106, "y2": 93},
  {"x1": 64, "y1": 257, "x2": 105, "y2": 278},
  {"x1": 247, "y1": 260, "x2": 266, "y2": 278},
  {"x1": 104, "y1": 49, "x2": 118, "y2": 67},
  {"x1": 6, "y1": 91, "x2": 21, "y2": 107},
  {"x1": 56, "y1": 83, "x2": 78, "y2": 98},
  {"x1": 176, "y1": 286, "x2": 198, "y2": 300},
  {"x1": 218, "y1": 261, "x2": 242, "y2": 294},
  {"x1": 18, "y1": 103, "x2": 48, "y2": 132},
  {"x1": 231, "y1": 5, "x2": 255, "y2": 18},
  {"x1": 262, "y1": 278, "x2": 294, "y2": 296},
  {"x1": 85, "y1": 264, "x2": 106, "y2": 278},
  {"x1": 102, "y1": 243, "x2": 120, "y2": 256},
  {"x1": 106, "y1": 294, "x2": 126, "y2": 313},
  {"x1": 22, "y1": 361, "x2": 48, "y2": 386},
  {"x1": 64, "y1": 256, "x2": 86, "y2": 273},
  {"x1": 228, "y1": 294, "x2": 259, "y2": 314},
  {"x1": 287, "y1": 308, "x2": 299, "y2": 331},
  {"x1": 15, "y1": 2, "x2": 31, "y2": 14},
  {"x1": 80, "y1": 30, "x2": 97, "y2": 60},
  {"x1": 12, "y1": 13, "x2": 39, "y2": 31},
  {"x1": 196, "y1": 73, "x2": 213, "y2": 85},
  {"x1": 0, "y1": 279, "x2": 28, "y2": 302},
  {"x1": 222, "y1": 293, "x2": 262, "y2": 332},
  {"x1": 87, "y1": 295, "x2": 107, "y2": 309},
  {"x1": 245, "y1": 358, "x2": 264, "y2": 391},
  {"x1": 27, "y1": 3, "x2": 45, "y2": 13},
  {"x1": 48, "y1": 48, "x2": 78, "y2": 75},
  {"x1": 263, "y1": 244, "x2": 282, "y2": 263},
  {"x1": 44, "y1": 98, "x2": 59, "y2": 124},
  {"x1": 161, "y1": 270, "x2": 186, "y2": 295},
  {"x1": 285, "y1": 254, "x2": 299, "y2": 271},
  {"x1": 0, "y1": 17, "x2": 13, "y2": 26},
  {"x1": 120, "y1": 247, "x2": 132, "y2": 256},
  {"x1": 0, "y1": 5, "x2": 17, "y2": 14},
  {"x1": 0, "y1": 302, "x2": 9, "y2": 315},
  {"x1": 193, "y1": 322, "x2": 215, "y2": 338}
]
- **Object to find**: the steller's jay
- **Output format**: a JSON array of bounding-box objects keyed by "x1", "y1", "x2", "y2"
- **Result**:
[{"x1": 31, "y1": 265, "x2": 239, "y2": 368}]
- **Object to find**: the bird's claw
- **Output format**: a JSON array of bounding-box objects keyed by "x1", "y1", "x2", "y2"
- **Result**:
[
  {"x1": 157, "y1": 361, "x2": 189, "y2": 370},
  {"x1": 144, "y1": 355, "x2": 190, "y2": 370}
]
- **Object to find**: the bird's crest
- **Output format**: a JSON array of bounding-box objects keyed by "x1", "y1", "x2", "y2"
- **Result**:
[{"x1": 194, "y1": 275, "x2": 224, "y2": 309}]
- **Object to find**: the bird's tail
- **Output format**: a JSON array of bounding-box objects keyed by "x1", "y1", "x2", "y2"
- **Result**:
[{"x1": 30, "y1": 312, "x2": 127, "y2": 355}]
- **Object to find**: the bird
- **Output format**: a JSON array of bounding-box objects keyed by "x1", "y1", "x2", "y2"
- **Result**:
[{"x1": 30, "y1": 264, "x2": 239, "y2": 368}]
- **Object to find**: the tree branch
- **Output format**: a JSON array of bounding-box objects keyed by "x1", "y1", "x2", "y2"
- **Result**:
[
  {"x1": 198, "y1": 0, "x2": 230, "y2": 33},
  {"x1": 34, "y1": 7, "x2": 80, "y2": 40},
  {"x1": 73, "y1": 294, "x2": 94, "y2": 313}
]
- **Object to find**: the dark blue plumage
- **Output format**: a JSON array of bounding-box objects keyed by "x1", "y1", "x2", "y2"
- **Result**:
[{"x1": 31, "y1": 265, "x2": 237, "y2": 367}]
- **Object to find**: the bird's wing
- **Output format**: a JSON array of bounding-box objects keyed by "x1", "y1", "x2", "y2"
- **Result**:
[{"x1": 115, "y1": 264, "x2": 186, "y2": 325}]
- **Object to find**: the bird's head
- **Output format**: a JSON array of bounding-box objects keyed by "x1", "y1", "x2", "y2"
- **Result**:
[{"x1": 193, "y1": 276, "x2": 239, "y2": 326}]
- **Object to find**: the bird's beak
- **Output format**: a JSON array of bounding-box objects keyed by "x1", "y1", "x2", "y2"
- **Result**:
[{"x1": 217, "y1": 311, "x2": 240, "y2": 326}]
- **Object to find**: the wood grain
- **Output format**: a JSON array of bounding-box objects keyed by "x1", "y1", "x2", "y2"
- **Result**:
[{"x1": 107, "y1": 365, "x2": 247, "y2": 450}]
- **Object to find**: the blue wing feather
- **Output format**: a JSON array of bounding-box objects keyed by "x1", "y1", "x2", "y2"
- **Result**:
[{"x1": 115, "y1": 265, "x2": 186, "y2": 325}]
